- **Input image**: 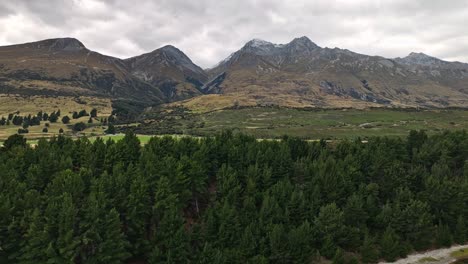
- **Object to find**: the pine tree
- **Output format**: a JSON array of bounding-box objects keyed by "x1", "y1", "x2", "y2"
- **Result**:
[
  {"x1": 321, "y1": 235, "x2": 337, "y2": 259},
  {"x1": 79, "y1": 191, "x2": 129, "y2": 263},
  {"x1": 149, "y1": 208, "x2": 189, "y2": 264},
  {"x1": 288, "y1": 220, "x2": 314, "y2": 263},
  {"x1": 455, "y1": 215, "x2": 466, "y2": 244},
  {"x1": 18, "y1": 209, "x2": 50, "y2": 263},
  {"x1": 360, "y1": 233, "x2": 379, "y2": 263},
  {"x1": 126, "y1": 172, "x2": 151, "y2": 256},
  {"x1": 62, "y1": 116, "x2": 70, "y2": 124},
  {"x1": 3, "y1": 134, "x2": 27, "y2": 150},
  {"x1": 436, "y1": 222, "x2": 453, "y2": 248},
  {"x1": 99, "y1": 209, "x2": 130, "y2": 263},
  {"x1": 269, "y1": 224, "x2": 289, "y2": 263},
  {"x1": 332, "y1": 248, "x2": 345, "y2": 264},
  {"x1": 90, "y1": 108, "x2": 98, "y2": 118},
  {"x1": 380, "y1": 227, "x2": 401, "y2": 262},
  {"x1": 54, "y1": 193, "x2": 80, "y2": 263},
  {"x1": 315, "y1": 203, "x2": 345, "y2": 247}
]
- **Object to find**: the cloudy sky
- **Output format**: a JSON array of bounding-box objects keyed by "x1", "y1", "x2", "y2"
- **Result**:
[{"x1": 0, "y1": 0, "x2": 467, "y2": 68}]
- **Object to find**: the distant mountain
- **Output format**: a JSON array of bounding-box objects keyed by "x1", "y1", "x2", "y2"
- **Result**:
[
  {"x1": 2, "y1": 37, "x2": 468, "y2": 114},
  {"x1": 0, "y1": 38, "x2": 208, "y2": 111},
  {"x1": 125, "y1": 45, "x2": 208, "y2": 101},
  {"x1": 0, "y1": 38, "x2": 166, "y2": 105},
  {"x1": 196, "y1": 36, "x2": 468, "y2": 109}
]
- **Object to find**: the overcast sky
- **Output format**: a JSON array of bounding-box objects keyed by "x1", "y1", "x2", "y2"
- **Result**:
[{"x1": 0, "y1": 0, "x2": 467, "y2": 68}]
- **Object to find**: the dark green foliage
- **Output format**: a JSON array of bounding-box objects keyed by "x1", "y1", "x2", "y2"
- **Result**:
[
  {"x1": 436, "y1": 222, "x2": 453, "y2": 247},
  {"x1": 2, "y1": 134, "x2": 27, "y2": 150},
  {"x1": 107, "y1": 115, "x2": 116, "y2": 124},
  {"x1": 0, "y1": 130, "x2": 467, "y2": 263},
  {"x1": 105, "y1": 124, "x2": 116, "y2": 134},
  {"x1": 332, "y1": 248, "x2": 345, "y2": 264},
  {"x1": 455, "y1": 215, "x2": 467, "y2": 244},
  {"x1": 62, "y1": 116, "x2": 70, "y2": 124},
  {"x1": 49, "y1": 111, "x2": 58, "y2": 123},
  {"x1": 90, "y1": 108, "x2": 97, "y2": 118},
  {"x1": 72, "y1": 122, "x2": 86, "y2": 132},
  {"x1": 71, "y1": 110, "x2": 89, "y2": 120},
  {"x1": 79, "y1": 110, "x2": 89, "y2": 117},
  {"x1": 18, "y1": 128, "x2": 29, "y2": 134},
  {"x1": 380, "y1": 227, "x2": 402, "y2": 262},
  {"x1": 360, "y1": 233, "x2": 380, "y2": 263},
  {"x1": 6, "y1": 111, "x2": 53, "y2": 127}
]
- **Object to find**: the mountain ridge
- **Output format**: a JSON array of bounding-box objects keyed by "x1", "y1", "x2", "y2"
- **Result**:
[
  {"x1": 2, "y1": 36, "x2": 468, "y2": 113},
  {"x1": 0, "y1": 37, "x2": 208, "y2": 111},
  {"x1": 196, "y1": 36, "x2": 468, "y2": 110}
]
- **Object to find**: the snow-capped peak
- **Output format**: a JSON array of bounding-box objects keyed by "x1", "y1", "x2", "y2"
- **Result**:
[
  {"x1": 247, "y1": 39, "x2": 273, "y2": 48},
  {"x1": 398, "y1": 52, "x2": 445, "y2": 66}
]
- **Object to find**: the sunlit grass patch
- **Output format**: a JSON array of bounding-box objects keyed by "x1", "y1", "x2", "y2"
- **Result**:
[
  {"x1": 451, "y1": 248, "x2": 468, "y2": 259},
  {"x1": 418, "y1": 257, "x2": 438, "y2": 262}
]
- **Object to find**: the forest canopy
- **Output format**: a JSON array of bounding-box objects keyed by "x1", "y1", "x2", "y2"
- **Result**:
[{"x1": 0, "y1": 130, "x2": 467, "y2": 263}]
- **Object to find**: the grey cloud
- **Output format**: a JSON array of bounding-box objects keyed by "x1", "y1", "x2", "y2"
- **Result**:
[{"x1": 0, "y1": 0, "x2": 467, "y2": 67}]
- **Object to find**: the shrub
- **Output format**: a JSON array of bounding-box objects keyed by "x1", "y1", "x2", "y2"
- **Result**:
[
  {"x1": 62, "y1": 116, "x2": 71, "y2": 124},
  {"x1": 18, "y1": 128, "x2": 29, "y2": 134},
  {"x1": 72, "y1": 122, "x2": 86, "y2": 132}
]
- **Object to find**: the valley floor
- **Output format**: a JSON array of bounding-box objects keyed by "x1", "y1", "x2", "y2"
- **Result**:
[
  {"x1": 3, "y1": 107, "x2": 468, "y2": 141},
  {"x1": 138, "y1": 107, "x2": 468, "y2": 139}
]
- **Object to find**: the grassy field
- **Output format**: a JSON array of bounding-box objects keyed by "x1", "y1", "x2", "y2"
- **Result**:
[
  {"x1": 0, "y1": 115, "x2": 109, "y2": 140},
  {"x1": 451, "y1": 248, "x2": 468, "y2": 259},
  {"x1": 147, "y1": 107, "x2": 468, "y2": 139},
  {"x1": 3, "y1": 107, "x2": 468, "y2": 142},
  {"x1": 0, "y1": 95, "x2": 112, "y2": 116},
  {"x1": 0, "y1": 94, "x2": 114, "y2": 140},
  {"x1": 418, "y1": 257, "x2": 438, "y2": 262},
  {"x1": 1, "y1": 117, "x2": 106, "y2": 136},
  {"x1": 88, "y1": 134, "x2": 154, "y2": 144}
]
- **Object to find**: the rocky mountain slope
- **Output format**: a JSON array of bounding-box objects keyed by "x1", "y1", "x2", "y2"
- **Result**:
[
  {"x1": 125, "y1": 45, "x2": 208, "y2": 101},
  {"x1": 0, "y1": 38, "x2": 164, "y2": 104},
  {"x1": 2, "y1": 37, "x2": 468, "y2": 114},
  {"x1": 0, "y1": 38, "x2": 207, "y2": 112},
  {"x1": 191, "y1": 36, "x2": 468, "y2": 109}
]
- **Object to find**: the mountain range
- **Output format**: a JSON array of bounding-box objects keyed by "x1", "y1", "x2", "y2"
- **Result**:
[{"x1": 1, "y1": 36, "x2": 468, "y2": 113}]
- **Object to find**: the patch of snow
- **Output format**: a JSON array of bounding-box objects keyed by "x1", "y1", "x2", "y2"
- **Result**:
[{"x1": 248, "y1": 39, "x2": 273, "y2": 48}]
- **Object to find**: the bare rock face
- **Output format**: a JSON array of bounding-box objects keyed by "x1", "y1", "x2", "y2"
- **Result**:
[{"x1": 44, "y1": 38, "x2": 86, "y2": 52}]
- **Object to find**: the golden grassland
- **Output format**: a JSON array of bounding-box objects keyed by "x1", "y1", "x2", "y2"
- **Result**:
[
  {"x1": 451, "y1": 248, "x2": 468, "y2": 259},
  {"x1": 0, "y1": 94, "x2": 113, "y2": 140},
  {"x1": 0, "y1": 115, "x2": 108, "y2": 140},
  {"x1": 0, "y1": 94, "x2": 113, "y2": 116}
]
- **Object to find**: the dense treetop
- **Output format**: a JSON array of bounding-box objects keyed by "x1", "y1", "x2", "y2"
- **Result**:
[{"x1": 0, "y1": 130, "x2": 467, "y2": 263}]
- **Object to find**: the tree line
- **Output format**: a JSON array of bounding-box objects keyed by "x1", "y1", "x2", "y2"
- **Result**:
[{"x1": 0, "y1": 130, "x2": 467, "y2": 263}]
